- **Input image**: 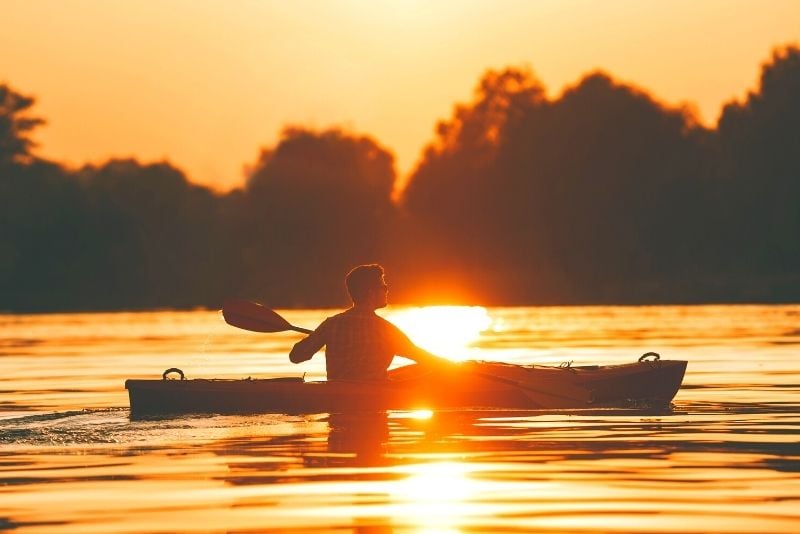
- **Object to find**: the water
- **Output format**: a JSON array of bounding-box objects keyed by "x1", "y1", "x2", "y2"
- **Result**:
[{"x1": 1, "y1": 305, "x2": 799, "y2": 533}]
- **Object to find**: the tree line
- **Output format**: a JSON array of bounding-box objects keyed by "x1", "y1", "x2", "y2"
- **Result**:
[{"x1": 1, "y1": 45, "x2": 798, "y2": 312}]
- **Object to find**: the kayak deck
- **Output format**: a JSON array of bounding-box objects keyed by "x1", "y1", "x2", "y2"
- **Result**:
[{"x1": 125, "y1": 357, "x2": 687, "y2": 416}]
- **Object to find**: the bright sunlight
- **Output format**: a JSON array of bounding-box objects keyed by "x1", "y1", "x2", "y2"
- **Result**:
[
  {"x1": 385, "y1": 306, "x2": 492, "y2": 360},
  {"x1": 391, "y1": 461, "x2": 477, "y2": 531}
]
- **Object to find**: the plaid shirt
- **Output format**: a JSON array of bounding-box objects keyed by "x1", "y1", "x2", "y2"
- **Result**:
[{"x1": 290, "y1": 308, "x2": 414, "y2": 380}]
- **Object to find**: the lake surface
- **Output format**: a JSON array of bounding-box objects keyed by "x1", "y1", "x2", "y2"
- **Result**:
[{"x1": 1, "y1": 304, "x2": 799, "y2": 533}]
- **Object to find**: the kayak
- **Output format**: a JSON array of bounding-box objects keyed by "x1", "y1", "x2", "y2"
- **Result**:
[{"x1": 125, "y1": 353, "x2": 687, "y2": 416}]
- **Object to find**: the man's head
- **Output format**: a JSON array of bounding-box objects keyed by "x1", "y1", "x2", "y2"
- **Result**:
[{"x1": 346, "y1": 264, "x2": 388, "y2": 308}]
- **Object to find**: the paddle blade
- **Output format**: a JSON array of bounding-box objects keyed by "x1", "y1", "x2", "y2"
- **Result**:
[{"x1": 223, "y1": 299, "x2": 307, "y2": 334}]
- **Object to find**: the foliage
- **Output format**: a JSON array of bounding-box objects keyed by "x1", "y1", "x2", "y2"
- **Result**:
[
  {"x1": 2, "y1": 46, "x2": 799, "y2": 311},
  {"x1": 0, "y1": 83, "x2": 44, "y2": 165},
  {"x1": 237, "y1": 127, "x2": 398, "y2": 306}
]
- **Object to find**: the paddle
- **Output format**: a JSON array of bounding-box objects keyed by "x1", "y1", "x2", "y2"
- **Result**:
[
  {"x1": 221, "y1": 299, "x2": 591, "y2": 407},
  {"x1": 222, "y1": 299, "x2": 313, "y2": 334}
]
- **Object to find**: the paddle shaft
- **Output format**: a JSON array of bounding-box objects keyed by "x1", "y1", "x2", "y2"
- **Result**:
[{"x1": 287, "y1": 325, "x2": 313, "y2": 335}]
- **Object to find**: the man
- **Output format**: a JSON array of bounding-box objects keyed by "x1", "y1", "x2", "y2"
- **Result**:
[{"x1": 289, "y1": 264, "x2": 453, "y2": 380}]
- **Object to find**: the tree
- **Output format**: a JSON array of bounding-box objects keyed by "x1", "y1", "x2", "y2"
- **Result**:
[
  {"x1": 76, "y1": 159, "x2": 222, "y2": 308},
  {"x1": 403, "y1": 67, "x2": 546, "y2": 221},
  {"x1": 496, "y1": 72, "x2": 710, "y2": 301},
  {"x1": 0, "y1": 159, "x2": 89, "y2": 311},
  {"x1": 0, "y1": 83, "x2": 44, "y2": 166},
  {"x1": 401, "y1": 68, "x2": 710, "y2": 303},
  {"x1": 398, "y1": 68, "x2": 548, "y2": 302},
  {"x1": 237, "y1": 127, "x2": 398, "y2": 306},
  {"x1": 717, "y1": 44, "x2": 800, "y2": 288}
]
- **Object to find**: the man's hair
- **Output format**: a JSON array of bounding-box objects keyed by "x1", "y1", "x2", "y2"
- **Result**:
[{"x1": 345, "y1": 264, "x2": 384, "y2": 303}]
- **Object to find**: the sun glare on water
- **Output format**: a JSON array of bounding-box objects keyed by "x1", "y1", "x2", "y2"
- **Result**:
[
  {"x1": 390, "y1": 461, "x2": 477, "y2": 530},
  {"x1": 385, "y1": 306, "x2": 492, "y2": 360}
]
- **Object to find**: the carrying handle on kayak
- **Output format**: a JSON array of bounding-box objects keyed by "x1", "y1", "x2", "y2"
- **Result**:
[
  {"x1": 163, "y1": 367, "x2": 185, "y2": 380},
  {"x1": 638, "y1": 352, "x2": 660, "y2": 362}
]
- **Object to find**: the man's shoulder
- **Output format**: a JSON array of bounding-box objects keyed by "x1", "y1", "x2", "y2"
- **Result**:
[
  {"x1": 327, "y1": 309, "x2": 357, "y2": 322},
  {"x1": 326, "y1": 309, "x2": 398, "y2": 330},
  {"x1": 323, "y1": 309, "x2": 372, "y2": 327}
]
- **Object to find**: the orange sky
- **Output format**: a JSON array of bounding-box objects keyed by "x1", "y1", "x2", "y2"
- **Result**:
[{"x1": 1, "y1": 0, "x2": 798, "y2": 191}]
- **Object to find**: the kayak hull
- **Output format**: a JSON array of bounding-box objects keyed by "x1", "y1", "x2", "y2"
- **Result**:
[{"x1": 125, "y1": 359, "x2": 687, "y2": 416}]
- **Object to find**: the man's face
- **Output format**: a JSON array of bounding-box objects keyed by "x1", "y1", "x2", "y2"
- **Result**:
[{"x1": 371, "y1": 275, "x2": 389, "y2": 309}]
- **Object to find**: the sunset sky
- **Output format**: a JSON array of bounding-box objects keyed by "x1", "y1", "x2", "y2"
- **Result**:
[{"x1": 2, "y1": 0, "x2": 799, "y2": 191}]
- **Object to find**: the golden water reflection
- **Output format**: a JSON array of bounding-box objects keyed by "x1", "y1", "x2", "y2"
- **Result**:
[
  {"x1": 2, "y1": 406, "x2": 800, "y2": 533},
  {"x1": 390, "y1": 461, "x2": 476, "y2": 532},
  {"x1": 2, "y1": 305, "x2": 800, "y2": 532}
]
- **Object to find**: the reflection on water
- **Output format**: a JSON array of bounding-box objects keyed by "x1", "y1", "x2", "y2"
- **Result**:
[{"x1": 1, "y1": 305, "x2": 799, "y2": 532}]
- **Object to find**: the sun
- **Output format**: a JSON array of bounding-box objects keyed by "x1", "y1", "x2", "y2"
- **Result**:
[{"x1": 384, "y1": 305, "x2": 491, "y2": 360}]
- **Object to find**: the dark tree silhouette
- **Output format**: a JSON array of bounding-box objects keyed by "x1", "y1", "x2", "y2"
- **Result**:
[
  {"x1": 0, "y1": 85, "x2": 82, "y2": 311},
  {"x1": 497, "y1": 72, "x2": 711, "y2": 302},
  {"x1": 0, "y1": 159, "x2": 90, "y2": 311},
  {"x1": 2, "y1": 45, "x2": 799, "y2": 311},
  {"x1": 398, "y1": 68, "x2": 548, "y2": 302},
  {"x1": 75, "y1": 159, "x2": 222, "y2": 309},
  {"x1": 716, "y1": 45, "x2": 800, "y2": 297},
  {"x1": 403, "y1": 68, "x2": 711, "y2": 303},
  {"x1": 0, "y1": 83, "x2": 44, "y2": 166},
  {"x1": 235, "y1": 127, "x2": 398, "y2": 306}
]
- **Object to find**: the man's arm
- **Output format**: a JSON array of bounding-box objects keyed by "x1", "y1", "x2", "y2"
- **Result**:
[
  {"x1": 289, "y1": 320, "x2": 327, "y2": 364},
  {"x1": 390, "y1": 324, "x2": 457, "y2": 368},
  {"x1": 402, "y1": 344, "x2": 456, "y2": 368}
]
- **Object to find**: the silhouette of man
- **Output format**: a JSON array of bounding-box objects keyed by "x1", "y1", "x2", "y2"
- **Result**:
[{"x1": 289, "y1": 264, "x2": 453, "y2": 380}]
